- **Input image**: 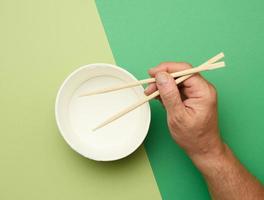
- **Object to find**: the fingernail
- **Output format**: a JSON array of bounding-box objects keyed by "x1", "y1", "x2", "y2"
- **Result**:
[{"x1": 156, "y1": 72, "x2": 169, "y2": 85}]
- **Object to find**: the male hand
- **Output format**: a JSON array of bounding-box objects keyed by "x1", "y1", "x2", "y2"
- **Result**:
[
  {"x1": 144, "y1": 62, "x2": 225, "y2": 162},
  {"x1": 145, "y1": 62, "x2": 264, "y2": 200}
]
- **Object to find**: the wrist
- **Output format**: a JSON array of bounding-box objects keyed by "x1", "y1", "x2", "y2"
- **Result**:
[
  {"x1": 187, "y1": 137, "x2": 229, "y2": 169},
  {"x1": 188, "y1": 140, "x2": 228, "y2": 174}
]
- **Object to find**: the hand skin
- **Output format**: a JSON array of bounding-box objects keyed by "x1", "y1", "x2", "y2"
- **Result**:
[{"x1": 145, "y1": 62, "x2": 264, "y2": 200}]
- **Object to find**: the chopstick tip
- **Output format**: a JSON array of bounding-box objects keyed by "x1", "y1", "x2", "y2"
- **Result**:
[
  {"x1": 208, "y1": 61, "x2": 226, "y2": 70},
  {"x1": 219, "y1": 52, "x2": 225, "y2": 57},
  {"x1": 92, "y1": 125, "x2": 101, "y2": 132}
]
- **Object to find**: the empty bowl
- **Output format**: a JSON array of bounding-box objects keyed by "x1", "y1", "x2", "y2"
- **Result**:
[{"x1": 55, "y1": 63, "x2": 151, "y2": 161}]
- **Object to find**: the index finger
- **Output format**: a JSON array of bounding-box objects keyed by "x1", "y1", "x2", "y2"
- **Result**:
[
  {"x1": 148, "y1": 62, "x2": 192, "y2": 77},
  {"x1": 148, "y1": 62, "x2": 209, "y2": 95}
]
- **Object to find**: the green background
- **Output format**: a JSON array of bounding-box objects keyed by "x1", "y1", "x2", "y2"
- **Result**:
[
  {"x1": 1, "y1": 0, "x2": 264, "y2": 199},
  {"x1": 96, "y1": 0, "x2": 264, "y2": 199}
]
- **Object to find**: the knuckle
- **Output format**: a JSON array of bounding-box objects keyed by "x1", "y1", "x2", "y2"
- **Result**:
[
  {"x1": 209, "y1": 84, "x2": 217, "y2": 98},
  {"x1": 206, "y1": 83, "x2": 217, "y2": 105},
  {"x1": 181, "y1": 62, "x2": 193, "y2": 68},
  {"x1": 158, "y1": 62, "x2": 170, "y2": 67}
]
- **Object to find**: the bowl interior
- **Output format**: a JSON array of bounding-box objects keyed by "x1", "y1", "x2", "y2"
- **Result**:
[{"x1": 55, "y1": 64, "x2": 151, "y2": 161}]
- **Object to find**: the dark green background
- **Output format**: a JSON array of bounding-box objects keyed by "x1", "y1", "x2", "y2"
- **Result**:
[{"x1": 96, "y1": 0, "x2": 264, "y2": 199}]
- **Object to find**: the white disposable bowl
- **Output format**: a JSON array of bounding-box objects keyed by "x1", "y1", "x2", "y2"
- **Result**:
[{"x1": 55, "y1": 64, "x2": 151, "y2": 161}]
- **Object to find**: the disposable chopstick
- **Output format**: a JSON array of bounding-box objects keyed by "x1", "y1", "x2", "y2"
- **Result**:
[
  {"x1": 80, "y1": 52, "x2": 225, "y2": 97},
  {"x1": 92, "y1": 56, "x2": 225, "y2": 131},
  {"x1": 92, "y1": 74, "x2": 193, "y2": 131}
]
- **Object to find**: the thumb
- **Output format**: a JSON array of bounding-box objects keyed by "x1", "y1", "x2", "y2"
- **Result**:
[{"x1": 155, "y1": 72, "x2": 184, "y2": 113}]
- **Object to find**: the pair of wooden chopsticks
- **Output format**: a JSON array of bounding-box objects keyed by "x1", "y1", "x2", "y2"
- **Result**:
[{"x1": 81, "y1": 52, "x2": 225, "y2": 131}]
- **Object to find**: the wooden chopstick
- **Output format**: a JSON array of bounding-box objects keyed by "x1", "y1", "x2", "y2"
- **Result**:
[
  {"x1": 92, "y1": 74, "x2": 193, "y2": 131},
  {"x1": 92, "y1": 54, "x2": 225, "y2": 131},
  {"x1": 80, "y1": 52, "x2": 225, "y2": 97}
]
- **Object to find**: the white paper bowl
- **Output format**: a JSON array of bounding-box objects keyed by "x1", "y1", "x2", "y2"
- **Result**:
[{"x1": 55, "y1": 64, "x2": 151, "y2": 161}]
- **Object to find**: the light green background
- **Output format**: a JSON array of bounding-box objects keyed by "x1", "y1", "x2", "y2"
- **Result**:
[
  {"x1": 0, "y1": 1, "x2": 161, "y2": 199},
  {"x1": 96, "y1": 0, "x2": 264, "y2": 199}
]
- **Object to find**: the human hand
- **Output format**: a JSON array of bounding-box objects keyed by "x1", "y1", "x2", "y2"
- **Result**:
[
  {"x1": 145, "y1": 62, "x2": 264, "y2": 200},
  {"x1": 145, "y1": 62, "x2": 225, "y2": 162}
]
